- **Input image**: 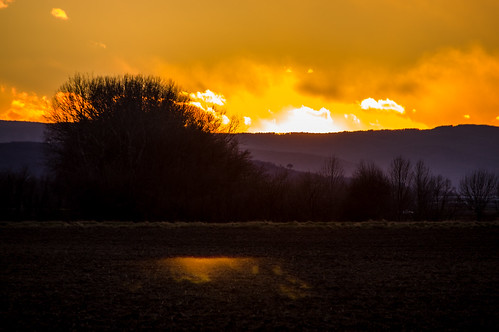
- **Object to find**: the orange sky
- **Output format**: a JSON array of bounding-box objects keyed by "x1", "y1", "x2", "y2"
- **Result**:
[{"x1": 1, "y1": 0, "x2": 499, "y2": 132}]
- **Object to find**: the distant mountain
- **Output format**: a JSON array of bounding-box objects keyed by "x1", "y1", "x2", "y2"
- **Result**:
[
  {"x1": 237, "y1": 125, "x2": 499, "y2": 186},
  {"x1": 0, "y1": 120, "x2": 45, "y2": 143},
  {"x1": 0, "y1": 142, "x2": 47, "y2": 177},
  {"x1": 0, "y1": 121, "x2": 47, "y2": 176},
  {"x1": 1, "y1": 120, "x2": 498, "y2": 185}
]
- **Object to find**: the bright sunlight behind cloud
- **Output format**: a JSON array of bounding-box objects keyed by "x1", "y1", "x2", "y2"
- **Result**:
[
  {"x1": 190, "y1": 90, "x2": 226, "y2": 106},
  {"x1": 254, "y1": 106, "x2": 340, "y2": 133},
  {"x1": 360, "y1": 98, "x2": 405, "y2": 114}
]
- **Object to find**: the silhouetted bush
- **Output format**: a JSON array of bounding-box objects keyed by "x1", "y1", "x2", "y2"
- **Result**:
[{"x1": 342, "y1": 161, "x2": 391, "y2": 221}]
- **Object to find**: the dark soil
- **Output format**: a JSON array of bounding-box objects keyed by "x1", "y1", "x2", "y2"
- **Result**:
[{"x1": 1, "y1": 222, "x2": 498, "y2": 331}]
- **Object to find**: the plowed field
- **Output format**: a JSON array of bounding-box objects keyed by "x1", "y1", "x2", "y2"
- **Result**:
[{"x1": 1, "y1": 221, "x2": 498, "y2": 330}]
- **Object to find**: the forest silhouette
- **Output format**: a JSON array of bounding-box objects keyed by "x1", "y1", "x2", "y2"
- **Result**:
[{"x1": 1, "y1": 74, "x2": 498, "y2": 222}]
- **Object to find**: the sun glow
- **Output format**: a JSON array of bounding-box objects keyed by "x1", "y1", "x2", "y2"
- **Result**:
[{"x1": 253, "y1": 106, "x2": 341, "y2": 133}]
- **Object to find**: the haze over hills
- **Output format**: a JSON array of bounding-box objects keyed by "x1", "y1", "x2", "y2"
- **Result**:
[
  {"x1": 0, "y1": 121, "x2": 47, "y2": 177},
  {"x1": 239, "y1": 125, "x2": 499, "y2": 186},
  {"x1": 1, "y1": 120, "x2": 498, "y2": 185},
  {"x1": 0, "y1": 120, "x2": 46, "y2": 143}
]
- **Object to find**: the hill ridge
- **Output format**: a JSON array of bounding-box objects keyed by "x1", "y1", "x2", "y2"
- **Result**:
[{"x1": 1, "y1": 120, "x2": 498, "y2": 185}]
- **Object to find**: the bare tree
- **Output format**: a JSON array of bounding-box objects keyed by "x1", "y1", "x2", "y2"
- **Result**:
[
  {"x1": 388, "y1": 156, "x2": 413, "y2": 220},
  {"x1": 413, "y1": 160, "x2": 432, "y2": 220},
  {"x1": 320, "y1": 155, "x2": 346, "y2": 219},
  {"x1": 428, "y1": 174, "x2": 454, "y2": 220},
  {"x1": 459, "y1": 169, "x2": 498, "y2": 221},
  {"x1": 292, "y1": 172, "x2": 326, "y2": 221},
  {"x1": 321, "y1": 155, "x2": 345, "y2": 192},
  {"x1": 344, "y1": 161, "x2": 390, "y2": 221},
  {"x1": 263, "y1": 168, "x2": 292, "y2": 221}
]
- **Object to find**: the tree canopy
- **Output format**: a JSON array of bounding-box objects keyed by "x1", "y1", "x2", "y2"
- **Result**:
[
  {"x1": 45, "y1": 74, "x2": 255, "y2": 220},
  {"x1": 459, "y1": 169, "x2": 498, "y2": 221}
]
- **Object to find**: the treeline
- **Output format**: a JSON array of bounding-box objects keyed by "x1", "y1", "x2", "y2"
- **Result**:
[
  {"x1": 253, "y1": 158, "x2": 498, "y2": 222},
  {"x1": 1, "y1": 74, "x2": 498, "y2": 222},
  {"x1": 1, "y1": 158, "x2": 498, "y2": 222}
]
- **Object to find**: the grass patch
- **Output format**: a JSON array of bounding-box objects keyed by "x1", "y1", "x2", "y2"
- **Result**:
[{"x1": 1, "y1": 220, "x2": 498, "y2": 229}]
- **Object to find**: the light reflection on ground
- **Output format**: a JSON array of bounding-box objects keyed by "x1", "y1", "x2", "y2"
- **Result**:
[
  {"x1": 162, "y1": 257, "x2": 257, "y2": 283},
  {"x1": 157, "y1": 257, "x2": 310, "y2": 299}
]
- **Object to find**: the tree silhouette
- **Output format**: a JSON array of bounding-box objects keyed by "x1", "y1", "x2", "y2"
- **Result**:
[
  {"x1": 428, "y1": 174, "x2": 453, "y2": 220},
  {"x1": 321, "y1": 155, "x2": 345, "y2": 193},
  {"x1": 320, "y1": 155, "x2": 346, "y2": 219},
  {"x1": 412, "y1": 160, "x2": 454, "y2": 220},
  {"x1": 388, "y1": 156, "x2": 412, "y2": 220},
  {"x1": 459, "y1": 169, "x2": 498, "y2": 221},
  {"x1": 413, "y1": 160, "x2": 432, "y2": 220},
  {"x1": 343, "y1": 161, "x2": 390, "y2": 221},
  {"x1": 45, "y1": 74, "x2": 254, "y2": 220}
]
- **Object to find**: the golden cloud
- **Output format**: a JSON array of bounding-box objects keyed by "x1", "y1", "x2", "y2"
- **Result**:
[
  {"x1": 153, "y1": 58, "x2": 278, "y2": 97},
  {"x1": 400, "y1": 46, "x2": 499, "y2": 126},
  {"x1": 0, "y1": 87, "x2": 52, "y2": 122},
  {"x1": 190, "y1": 89, "x2": 226, "y2": 106},
  {"x1": 294, "y1": 46, "x2": 499, "y2": 128},
  {"x1": 0, "y1": 0, "x2": 13, "y2": 9},
  {"x1": 135, "y1": 44, "x2": 499, "y2": 132},
  {"x1": 151, "y1": 58, "x2": 430, "y2": 132},
  {"x1": 360, "y1": 98, "x2": 405, "y2": 114},
  {"x1": 51, "y1": 8, "x2": 69, "y2": 20},
  {"x1": 90, "y1": 41, "x2": 107, "y2": 49}
]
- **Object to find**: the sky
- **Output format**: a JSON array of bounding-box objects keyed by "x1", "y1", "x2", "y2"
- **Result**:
[{"x1": 1, "y1": 0, "x2": 499, "y2": 132}]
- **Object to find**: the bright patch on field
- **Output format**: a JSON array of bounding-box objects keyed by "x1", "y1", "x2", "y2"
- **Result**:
[{"x1": 158, "y1": 256, "x2": 310, "y2": 299}]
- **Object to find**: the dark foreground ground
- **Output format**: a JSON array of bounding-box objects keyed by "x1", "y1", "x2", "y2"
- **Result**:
[{"x1": 1, "y1": 221, "x2": 498, "y2": 331}]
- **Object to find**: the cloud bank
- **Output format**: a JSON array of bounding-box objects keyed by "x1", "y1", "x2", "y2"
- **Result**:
[{"x1": 1, "y1": 1, "x2": 499, "y2": 131}]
